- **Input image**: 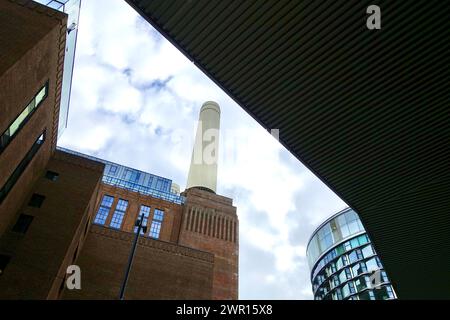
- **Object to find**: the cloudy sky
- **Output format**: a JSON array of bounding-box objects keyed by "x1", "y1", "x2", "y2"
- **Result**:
[{"x1": 57, "y1": 0, "x2": 347, "y2": 299}]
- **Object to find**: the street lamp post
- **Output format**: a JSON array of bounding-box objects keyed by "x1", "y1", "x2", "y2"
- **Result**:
[{"x1": 119, "y1": 212, "x2": 146, "y2": 300}]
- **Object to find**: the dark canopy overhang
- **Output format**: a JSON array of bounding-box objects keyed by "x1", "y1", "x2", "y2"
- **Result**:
[{"x1": 125, "y1": 0, "x2": 450, "y2": 298}]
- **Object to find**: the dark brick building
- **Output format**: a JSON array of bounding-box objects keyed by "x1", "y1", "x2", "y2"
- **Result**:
[{"x1": 0, "y1": 0, "x2": 238, "y2": 300}]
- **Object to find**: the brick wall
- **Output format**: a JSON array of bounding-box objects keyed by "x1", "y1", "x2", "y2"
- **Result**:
[
  {"x1": 179, "y1": 188, "x2": 239, "y2": 300},
  {"x1": 0, "y1": 150, "x2": 103, "y2": 299},
  {"x1": 63, "y1": 224, "x2": 214, "y2": 299},
  {"x1": 0, "y1": 0, "x2": 67, "y2": 235}
]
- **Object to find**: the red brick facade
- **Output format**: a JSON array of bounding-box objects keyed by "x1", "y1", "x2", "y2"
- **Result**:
[
  {"x1": 0, "y1": 1, "x2": 238, "y2": 300},
  {"x1": 61, "y1": 184, "x2": 239, "y2": 300}
]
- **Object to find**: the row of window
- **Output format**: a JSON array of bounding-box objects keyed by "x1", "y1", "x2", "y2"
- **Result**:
[
  {"x1": 314, "y1": 248, "x2": 381, "y2": 292},
  {"x1": 1, "y1": 82, "x2": 48, "y2": 154},
  {"x1": 101, "y1": 176, "x2": 184, "y2": 205},
  {"x1": 319, "y1": 284, "x2": 396, "y2": 300},
  {"x1": 307, "y1": 209, "x2": 365, "y2": 270},
  {"x1": 314, "y1": 256, "x2": 385, "y2": 299},
  {"x1": 311, "y1": 233, "x2": 370, "y2": 281},
  {"x1": 106, "y1": 166, "x2": 171, "y2": 192},
  {"x1": 0, "y1": 131, "x2": 46, "y2": 205},
  {"x1": 1, "y1": 169, "x2": 60, "y2": 275},
  {"x1": 94, "y1": 195, "x2": 165, "y2": 239},
  {"x1": 0, "y1": 82, "x2": 48, "y2": 206}
]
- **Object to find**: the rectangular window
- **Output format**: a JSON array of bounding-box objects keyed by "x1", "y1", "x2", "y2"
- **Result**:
[
  {"x1": 122, "y1": 169, "x2": 140, "y2": 183},
  {"x1": 0, "y1": 82, "x2": 48, "y2": 154},
  {"x1": 134, "y1": 205, "x2": 151, "y2": 234},
  {"x1": 359, "y1": 290, "x2": 375, "y2": 300},
  {"x1": 355, "y1": 276, "x2": 370, "y2": 292},
  {"x1": 153, "y1": 209, "x2": 164, "y2": 222},
  {"x1": 0, "y1": 131, "x2": 46, "y2": 205},
  {"x1": 109, "y1": 199, "x2": 128, "y2": 229},
  {"x1": 149, "y1": 221, "x2": 162, "y2": 239},
  {"x1": 362, "y1": 245, "x2": 374, "y2": 258},
  {"x1": 45, "y1": 170, "x2": 59, "y2": 181},
  {"x1": 366, "y1": 257, "x2": 379, "y2": 272},
  {"x1": 28, "y1": 193, "x2": 46, "y2": 208},
  {"x1": 107, "y1": 165, "x2": 118, "y2": 175},
  {"x1": 12, "y1": 214, "x2": 34, "y2": 234},
  {"x1": 0, "y1": 254, "x2": 11, "y2": 275},
  {"x1": 94, "y1": 195, "x2": 114, "y2": 225}
]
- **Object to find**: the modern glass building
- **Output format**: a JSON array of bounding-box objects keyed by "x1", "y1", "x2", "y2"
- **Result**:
[
  {"x1": 306, "y1": 208, "x2": 397, "y2": 300},
  {"x1": 57, "y1": 147, "x2": 185, "y2": 205},
  {"x1": 34, "y1": 0, "x2": 81, "y2": 137}
]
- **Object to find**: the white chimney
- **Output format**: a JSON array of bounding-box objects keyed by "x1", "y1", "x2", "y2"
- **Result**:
[{"x1": 186, "y1": 101, "x2": 220, "y2": 193}]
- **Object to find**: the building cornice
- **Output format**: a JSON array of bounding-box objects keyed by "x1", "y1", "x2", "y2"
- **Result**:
[{"x1": 90, "y1": 224, "x2": 214, "y2": 263}]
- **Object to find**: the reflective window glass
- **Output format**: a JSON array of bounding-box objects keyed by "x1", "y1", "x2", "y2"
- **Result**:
[
  {"x1": 373, "y1": 286, "x2": 394, "y2": 300},
  {"x1": 149, "y1": 221, "x2": 162, "y2": 238},
  {"x1": 366, "y1": 257, "x2": 379, "y2": 272},
  {"x1": 153, "y1": 209, "x2": 164, "y2": 221},
  {"x1": 352, "y1": 262, "x2": 367, "y2": 276},
  {"x1": 35, "y1": 85, "x2": 47, "y2": 105},
  {"x1": 342, "y1": 282, "x2": 355, "y2": 298},
  {"x1": 359, "y1": 290, "x2": 375, "y2": 300},
  {"x1": 134, "y1": 205, "x2": 151, "y2": 234},
  {"x1": 94, "y1": 195, "x2": 114, "y2": 225},
  {"x1": 332, "y1": 287, "x2": 343, "y2": 300},
  {"x1": 355, "y1": 276, "x2": 370, "y2": 292},
  {"x1": 109, "y1": 199, "x2": 128, "y2": 229},
  {"x1": 362, "y1": 245, "x2": 374, "y2": 258}
]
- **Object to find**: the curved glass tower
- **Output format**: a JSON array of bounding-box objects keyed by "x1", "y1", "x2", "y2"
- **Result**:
[{"x1": 306, "y1": 208, "x2": 397, "y2": 300}]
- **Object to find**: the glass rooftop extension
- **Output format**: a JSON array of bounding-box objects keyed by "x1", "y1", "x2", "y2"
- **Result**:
[{"x1": 57, "y1": 147, "x2": 185, "y2": 205}]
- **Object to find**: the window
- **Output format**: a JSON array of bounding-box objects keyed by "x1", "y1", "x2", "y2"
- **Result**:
[
  {"x1": 343, "y1": 241, "x2": 352, "y2": 251},
  {"x1": 149, "y1": 221, "x2": 162, "y2": 238},
  {"x1": 338, "y1": 268, "x2": 349, "y2": 284},
  {"x1": 361, "y1": 245, "x2": 374, "y2": 258},
  {"x1": 355, "y1": 276, "x2": 370, "y2": 292},
  {"x1": 94, "y1": 195, "x2": 114, "y2": 225},
  {"x1": 45, "y1": 171, "x2": 59, "y2": 181},
  {"x1": 352, "y1": 262, "x2": 367, "y2": 276},
  {"x1": 109, "y1": 199, "x2": 128, "y2": 229},
  {"x1": 0, "y1": 131, "x2": 46, "y2": 205},
  {"x1": 332, "y1": 287, "x2": 343, "y2": 300},
  {"x1": 12, "y1": 214, "x2": 34, "y2": 234},
  {"x1": 359, "y1": 290, "x2": 375, "y2": 300},
  {"x1": 381, "y1": 271, "x2": 389, "y2": 283},
  {"x1": 318, "y1": 223, "x2": 333, "y2": 250},
  {"x1": 336, "y1": 255, "x2": 348, "y2": 270},
  {"x1": 122, "y1": 169, "x2": 140, "y2": 183},
  {"x1": 342, "y1": 281, "x2": 356, "y2": 298},
  {"x1": 331, "y1": 276, "x2": 340, "y2": 288},
  {"x1": 153, "y1": 209, "x2": 164, "y2": 221},
  {"x1": 134, "y1": 205, "x2": 151, "y2": 234},
  {"x1": 326, "y1": 262, "x2": 336, "y2": 277},
  {"x1": 357, "y1": 234, "x2": 369, "y2": 246},
  {"x1": 148, "y1": 208, "x2": 164, "y2": 238},
  {"x1": 155, "y1": 178, "x2": 164, "y2": 191},
  {"x1": 28, "y1": 194, "x2": 46, "y2": 208},
  {"x1": 374, "y1": 286, "x2": 395, "y2": 300},
  {"x1": 365, "y1": 257, "x2": 379, "y2": 272},
  {"x1": 0, "y1": 254, "x2": 11, "y2": 275},
  {"x1": 107, "y1": 165, "x2": 118, "y2": 175},
  {"x1": 0, "y1": 82, "x2": 48, "y2": 154}
]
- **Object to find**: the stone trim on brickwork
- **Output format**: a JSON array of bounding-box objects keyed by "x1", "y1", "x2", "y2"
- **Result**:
[{"x1": 90, "y1": 224, "x2": 214, "y2": 263}]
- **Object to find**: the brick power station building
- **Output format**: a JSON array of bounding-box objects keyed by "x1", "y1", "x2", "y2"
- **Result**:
[{"x1": 0, "y1": 0, "x2": 238, "y2": 300}]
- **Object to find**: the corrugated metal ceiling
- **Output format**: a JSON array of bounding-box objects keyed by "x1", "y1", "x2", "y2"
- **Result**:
[{"x1": 125, "y1": 0, "x2": 450, "y2": 298}]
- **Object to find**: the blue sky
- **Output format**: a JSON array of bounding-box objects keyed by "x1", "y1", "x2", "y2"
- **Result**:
[{"x1": 57, "y1": 0, "x2": 347, "y2": 299}]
